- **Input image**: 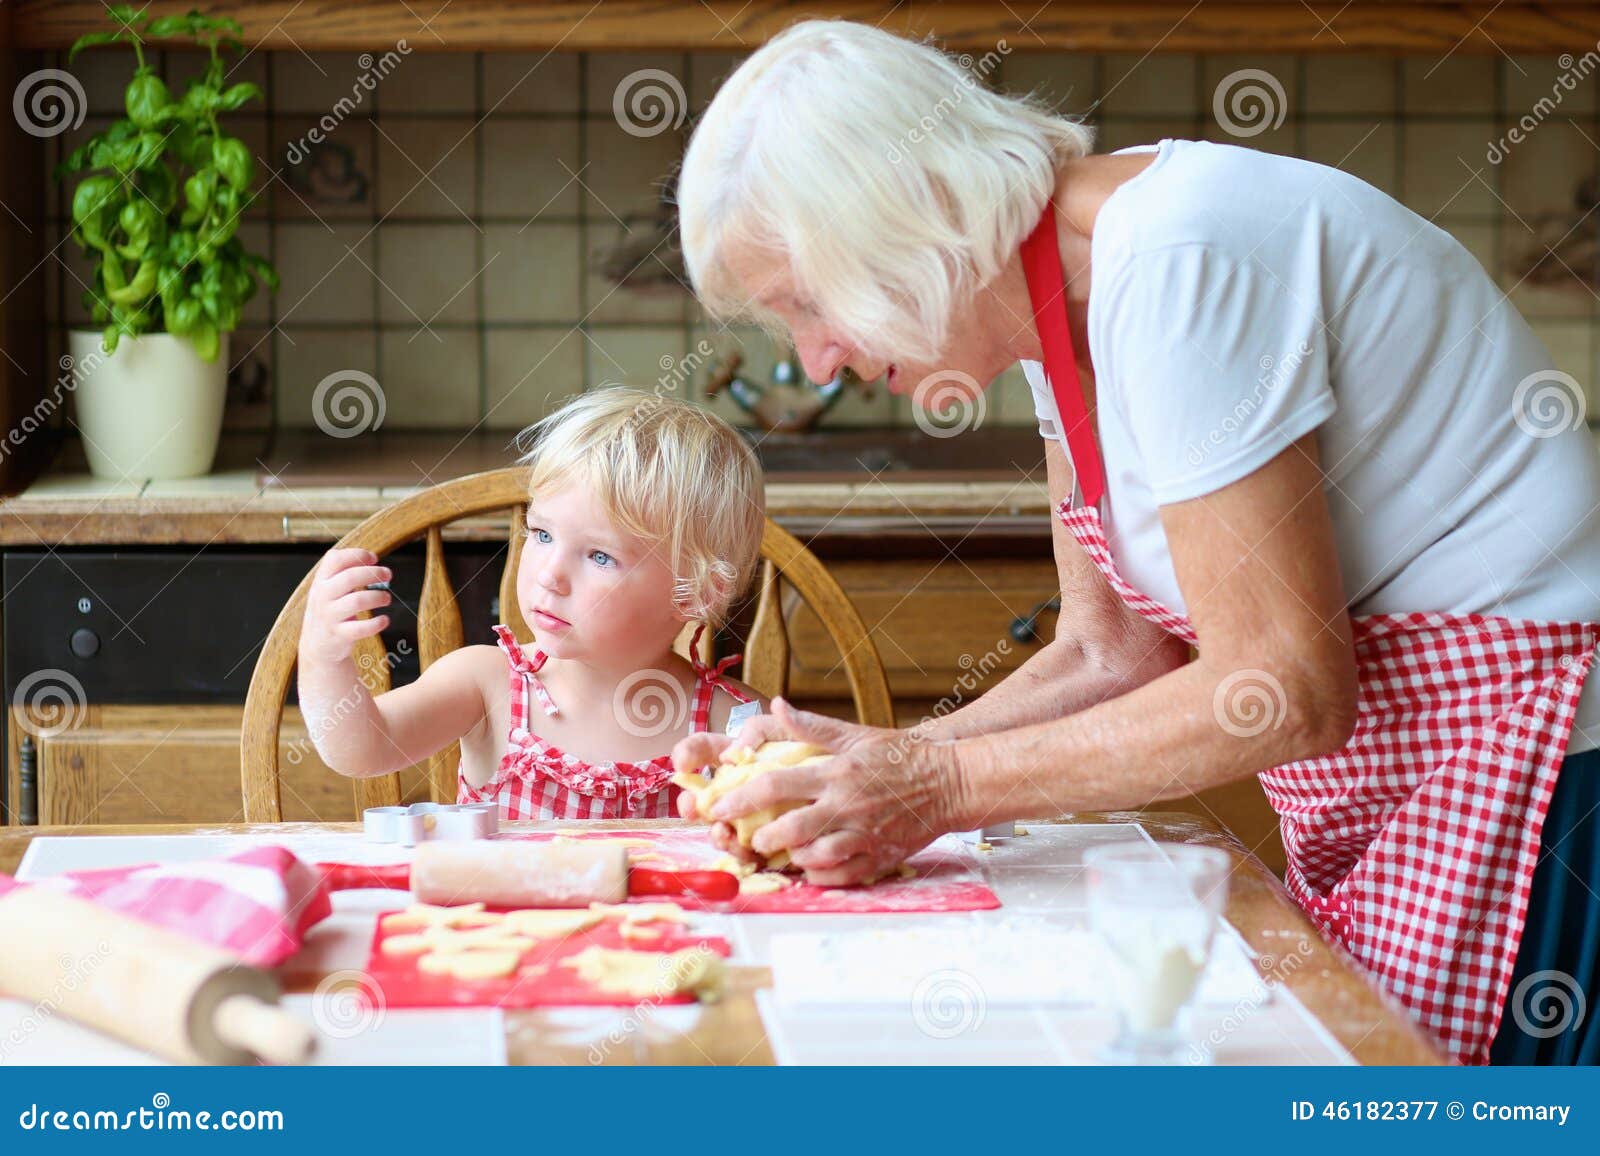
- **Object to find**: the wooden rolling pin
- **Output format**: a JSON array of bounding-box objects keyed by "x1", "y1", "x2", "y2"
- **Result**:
[
  {"x1": 0, "y1": 885, "x2": 316, "y2": 1065},
  {"x1": 318, "y1": 840, "x2": 740, "y2": 906}
]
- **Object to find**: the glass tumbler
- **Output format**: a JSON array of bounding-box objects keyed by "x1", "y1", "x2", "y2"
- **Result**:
[{"x1": 1083, "y1": 841, "x2": 1232, "y2": 1064}]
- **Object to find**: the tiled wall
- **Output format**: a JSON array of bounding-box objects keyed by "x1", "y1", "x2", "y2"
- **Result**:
[{"x1": 40, "y1": 48, "x2": 1600, "y2": 436}]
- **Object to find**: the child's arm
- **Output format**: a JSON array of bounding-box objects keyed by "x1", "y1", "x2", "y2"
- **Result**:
[{"x1": 297, "y1": 548, "x2": 487, "y2": 778}]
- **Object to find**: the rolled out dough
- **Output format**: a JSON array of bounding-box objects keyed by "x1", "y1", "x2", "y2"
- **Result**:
[
  {"x1": 381, "y1": 902, "x2": 496, "y2": 932},
  {"x1": 561, "y1": 945, "x2": 725, "y2": 1002},
  {"x1": 418, "y1": 949, "x2": 523, "y2": 980},
  {"x1": 672, "y1": 740, "x2": 831, "y2": 871}
]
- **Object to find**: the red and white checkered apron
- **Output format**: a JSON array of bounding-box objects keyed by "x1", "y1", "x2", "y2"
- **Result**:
[
  {"x1": 1023, "y1": 199, "x2": 1600, "y2": 1064},
  {"x1": 457, "y1": 623, "x2": 752, "y2": 821}
]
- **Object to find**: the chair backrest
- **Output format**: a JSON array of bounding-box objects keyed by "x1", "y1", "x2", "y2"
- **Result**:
[{"x1": 241, "y1": 466, "x2": 893, "y2": 822}]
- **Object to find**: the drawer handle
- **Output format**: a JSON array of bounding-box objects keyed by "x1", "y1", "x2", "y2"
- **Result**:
[{"x1": 1009, "y1": 596, "x2": 1060, "y2": 644}]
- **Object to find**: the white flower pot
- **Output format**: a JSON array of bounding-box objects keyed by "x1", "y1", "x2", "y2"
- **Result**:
[{"x1": 68, "y1": 330, "x2": 229, "y2": 481}]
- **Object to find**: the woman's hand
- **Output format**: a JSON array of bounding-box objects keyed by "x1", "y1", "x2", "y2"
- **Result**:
[{"x1": 672, "y1": 698, "x2": 967, "y2": 886}]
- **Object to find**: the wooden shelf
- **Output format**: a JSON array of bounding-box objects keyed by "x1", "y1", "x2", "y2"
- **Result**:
[{"x1": 14, "y1": 0, "x2": 1600, "y2": 54}]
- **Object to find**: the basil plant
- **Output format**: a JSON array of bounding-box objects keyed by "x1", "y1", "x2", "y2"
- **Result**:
[{"x1": 57, "y1": 6, "x2": 279, "y2": 360}]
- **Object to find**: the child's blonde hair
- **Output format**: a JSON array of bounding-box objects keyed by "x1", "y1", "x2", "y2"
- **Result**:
[{"x1": 515, "y1": 388, "x2": 766, "y2": 626}]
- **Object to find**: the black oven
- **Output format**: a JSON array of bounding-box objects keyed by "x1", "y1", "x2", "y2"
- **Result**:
[{"x1": 2, "y1": 543, "x2": 509, "y2": 822}]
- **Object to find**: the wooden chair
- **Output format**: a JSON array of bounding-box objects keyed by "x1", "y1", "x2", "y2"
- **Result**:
[{"x1": 240, "y1": 466, "x2": 893, "y2": 822}]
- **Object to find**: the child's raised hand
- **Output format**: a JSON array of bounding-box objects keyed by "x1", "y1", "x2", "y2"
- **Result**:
[{"x1": 299, "y1": 548, "x2": 393, "y2": 667}]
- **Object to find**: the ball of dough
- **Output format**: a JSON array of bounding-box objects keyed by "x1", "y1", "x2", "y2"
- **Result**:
[{"x1": 672, "y1": 740, "x2": 830, "y2": 871}]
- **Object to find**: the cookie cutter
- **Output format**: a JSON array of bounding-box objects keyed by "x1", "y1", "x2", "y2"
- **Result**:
[{"x1": 363, "y1": 801, "x2": 498, "y2": 845}]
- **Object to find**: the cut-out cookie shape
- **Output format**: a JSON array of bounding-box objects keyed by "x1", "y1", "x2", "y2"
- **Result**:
[{"x1": 561, "y1": 945, "x2": 725, "y2": 1001}]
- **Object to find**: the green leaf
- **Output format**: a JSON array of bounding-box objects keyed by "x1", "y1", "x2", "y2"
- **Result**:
[
  {"x1": 140, "y1": 162, "x2": 178, "y2": 214},
  {"x1": 71, "y1": 175, "x2": 120, "y2": 222},
  {"x1": 181, "y1": 82, "x2": 220, "y2": 118},
  {"x1": 212, "y1": 137, "x2": 254, "y2": 190},
  {"x1": 125, "y1": 73, "x2": 170, "y2": 129},
  {"x1": 100, "y1": 253, "x2": 128, "y2": 293},
  {"x1": 67, "y1": 31, "x2": 126, "y2": 63},
  {"x1": 71, "y1": 176, "x2": 122, "y2": 248},
  {"x1": 167, "y1": 296, "x2": 203, "y2": 337},
  {"x1": 131, "y1": 131, "x2": 165, "y2": 170},
  {"x1": 189, "y1": 323, "x2": 220, "y2": 362},
  {"x1": 181, "y1": 168, "x2": 217, "y2": 224},
  {"x1": 244, "y1": 252, "x2": 281, "y2": 293},
  {"x1": 143, "y1": 15, "x2": 193, "y2": 39},
  {"x1": 107, "y1": 258, "x2": 157, "y2": 306},
  {"x1": 217, "y1": 82, "x2": 262, "y2": 111}
]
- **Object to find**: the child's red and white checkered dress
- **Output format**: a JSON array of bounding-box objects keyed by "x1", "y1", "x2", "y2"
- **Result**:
[
  {"x1": 1022, "y1": 198, "x2": 1600, "y2": 1065},
  {"x1": 457, "y1": 623, "x2": 752, "y2": 821}
]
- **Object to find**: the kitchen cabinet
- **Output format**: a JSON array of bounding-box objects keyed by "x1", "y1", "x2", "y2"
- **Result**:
[
  {"x1": 6, "y1": 704, "x2": 432, "y2": 826},
  {"x1": 778, "y1": 552, "x2": 1288, "y2": 876}
]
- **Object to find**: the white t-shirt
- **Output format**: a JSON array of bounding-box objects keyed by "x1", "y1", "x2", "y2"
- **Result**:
[{"x1": 1025, "y1": 138, "x2": 1600, "y2": 754}]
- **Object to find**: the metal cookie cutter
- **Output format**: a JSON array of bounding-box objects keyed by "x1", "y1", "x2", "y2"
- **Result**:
[{"x1": 363, "y1": 801, "x2": 498, "y2": 846}]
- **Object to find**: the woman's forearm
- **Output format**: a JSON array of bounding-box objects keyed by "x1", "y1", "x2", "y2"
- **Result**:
[
  {"x1": 915, "y1": 630, "x2": 1186, "y2": 742},
  {"x1": 942, "y1": 654, "x2": 1354, "y2": 828}
]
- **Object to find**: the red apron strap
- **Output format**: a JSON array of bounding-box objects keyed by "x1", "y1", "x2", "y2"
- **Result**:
[{"x1": 1020, "y1": 200, "x2": 1106, "y2": 509}]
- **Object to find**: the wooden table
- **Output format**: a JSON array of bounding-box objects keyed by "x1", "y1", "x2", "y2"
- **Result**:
[{"x1": 0, "y1": 815, "x2": 1446, "y2": 1066}]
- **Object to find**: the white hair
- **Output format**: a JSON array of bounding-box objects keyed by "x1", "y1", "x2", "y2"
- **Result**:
[{"x1": 677, "y1": 19, "x2": 1094, "y2": 365}]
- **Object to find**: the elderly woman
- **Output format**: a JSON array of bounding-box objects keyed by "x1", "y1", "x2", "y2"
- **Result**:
[{"x1": 671, "y1": 20, "x2": 1600, "y2": 1065}]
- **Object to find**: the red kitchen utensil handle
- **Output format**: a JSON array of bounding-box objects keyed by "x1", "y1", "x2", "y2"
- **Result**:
[
  {"x1": 318, "y1": 862, "x2": 412, "y2": 892},
  {"x1": 628, "y1": 867, "x2": 740, "y2": 901}
]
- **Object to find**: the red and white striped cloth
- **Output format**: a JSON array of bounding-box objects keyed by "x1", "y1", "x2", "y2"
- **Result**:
[
  {"x1": 458, "y1": 623, "x2": 753, "y2": 820},
  {"x1": 0, "y1": 845, "x2": 331, "y2": 967}
]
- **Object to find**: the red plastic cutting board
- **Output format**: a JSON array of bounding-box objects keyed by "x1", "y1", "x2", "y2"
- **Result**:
[
  {"x1": 362, "y1": 914, "x2": 732, "y2": 1009},
  {"x1": 501, "y1": 828, "x2": 1002, "y2": 914}
]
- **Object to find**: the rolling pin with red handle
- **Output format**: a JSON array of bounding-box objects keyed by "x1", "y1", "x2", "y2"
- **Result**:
[
  {"x1": 317, "y1": 840, "x2": 741, "y2": 906},
  {"x1": 0, "y1": 883, "x2": 316, "y2": 1065}
]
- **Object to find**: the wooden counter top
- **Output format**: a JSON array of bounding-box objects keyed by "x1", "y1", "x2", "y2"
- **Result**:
[
  {"x1": 16, "y1": 0, "x2": 1600, "y2": 54},
  {"x1": 0, "y1": 815, "x2": 1449, "y2": 1066},
  {"x1": 0, "y1": 431, "x2": 1051, "y2": 546}
]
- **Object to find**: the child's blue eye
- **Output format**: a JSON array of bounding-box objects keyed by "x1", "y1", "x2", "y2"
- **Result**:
[
  {"x1": 590, "y1": 550, "x2": 614, "y2": 568},
  {"x1": 531, "y1": 528, "x2": 551, "y2": 544}
]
